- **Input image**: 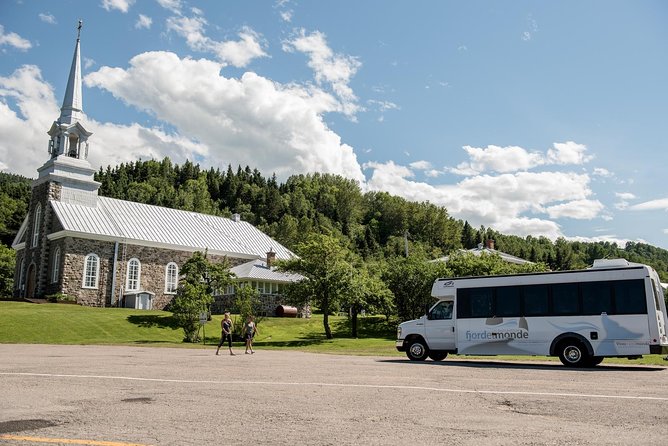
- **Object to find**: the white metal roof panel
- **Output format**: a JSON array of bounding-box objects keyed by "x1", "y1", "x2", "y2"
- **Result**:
[
  {"x1": 231, "y1": 259, "x2": 304, "y2": 283},
  {"x1": 50, "y1": 196, "x2": 296, "y2": 260}
]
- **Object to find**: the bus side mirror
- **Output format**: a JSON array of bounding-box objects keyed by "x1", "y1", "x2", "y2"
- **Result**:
[{"x1": 425, "y1": 304, "x2": 431, "y2": 319}]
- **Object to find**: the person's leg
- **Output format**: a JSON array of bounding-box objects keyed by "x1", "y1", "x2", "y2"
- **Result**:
[
  {"x1": 227, "y1": 334, "x2": 234, "y2": 355},
  {"x1": 216, "y1": 333, "x2": 224, "y2": 355}
]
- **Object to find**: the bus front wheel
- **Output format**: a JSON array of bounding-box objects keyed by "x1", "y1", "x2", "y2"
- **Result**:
[
  {"x1": 406, "y1": 339, "x2": 429, "y2": 361},
  {"x1": 557, "y1": 340, "x2": 590, "y2": 367}
]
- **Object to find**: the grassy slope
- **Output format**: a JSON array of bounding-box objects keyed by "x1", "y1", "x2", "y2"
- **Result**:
[{"x1": 1, "y1": 301, "x2": 666, "y2": 365}]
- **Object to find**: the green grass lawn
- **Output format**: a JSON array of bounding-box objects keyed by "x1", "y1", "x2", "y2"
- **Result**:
[{"x1": 1, "y1": 301, "x2": 666, "y2": 366}]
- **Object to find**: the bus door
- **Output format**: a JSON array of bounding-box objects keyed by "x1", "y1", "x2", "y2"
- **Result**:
[{"x1": 425, "y1": 300, "x2": 456, "y2": 351}]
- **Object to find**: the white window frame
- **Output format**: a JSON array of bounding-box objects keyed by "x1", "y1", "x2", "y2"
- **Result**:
[
  {"x1": 32, "y1": 204, "x2": 42, "y2": 248},
  {"x1": 82, "y1": 253, "x2": 99, "y2": 289},
  {"x1": 51, "y1": 247, "x2": 61, "y2": 284},
  {"x1": 164, "y1": 262, "x2": 178, "y2": 294},
  {"x1": 126, "y1": 258, "x2": 141, "y2": 292}
]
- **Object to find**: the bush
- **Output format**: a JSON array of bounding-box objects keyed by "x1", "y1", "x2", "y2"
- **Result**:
[{"x1": 46, "y1": 293, "x2": 76, "y2": 303}]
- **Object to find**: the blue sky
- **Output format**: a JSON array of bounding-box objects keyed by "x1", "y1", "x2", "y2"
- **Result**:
[{"x1": 1, "y1": 0, "x2": 667, "y2": 249}]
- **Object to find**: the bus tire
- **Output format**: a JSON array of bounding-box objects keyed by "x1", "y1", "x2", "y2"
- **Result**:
[
  {"x1": 428, "y1": 352, "x2": 448, "y2": 361},
  {"x1": 587, "y1": 356, "x2": 604, "y2": 367},
  {"x1": 406, "y1": 338, "x2": 429, "y2": 361},
  {"x1": 557, "y1": 339, "x2": 590, "y2": 367}
]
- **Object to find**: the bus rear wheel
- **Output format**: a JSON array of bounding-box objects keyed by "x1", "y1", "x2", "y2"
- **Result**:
[
  {"x1": 406, "y1": 339, "x2": 429, "y2": 361},
  {"x1": 557, "y1": 340, "x2": 590, "y2": 367}
]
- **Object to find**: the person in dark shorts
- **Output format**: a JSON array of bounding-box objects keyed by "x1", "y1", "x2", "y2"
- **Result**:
[
  {"x1": 244, "y1": 315, "x2": 258, "y2": 354},
  {"x1": 216, "y1": 312, "x2": 235, "y2": 356}
]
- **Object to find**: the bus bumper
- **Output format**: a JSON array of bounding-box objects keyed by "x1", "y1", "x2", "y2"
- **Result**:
[
  {"x1": 650, "y1": 344, "x2": 668, "y2": 354},
  {"x1": 396, "y1": 339, "x2": 406, "y2": 352}
]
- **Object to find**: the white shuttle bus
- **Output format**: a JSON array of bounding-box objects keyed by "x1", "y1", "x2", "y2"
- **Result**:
[{"x1": 396, "y1": 259, "x2": 668, "y2": 367}]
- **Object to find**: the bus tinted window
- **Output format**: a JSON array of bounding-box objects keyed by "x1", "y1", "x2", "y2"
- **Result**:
[
  {"x1": 552, "y1": 283, "x2": 579, "y2": 315},
  {"x1": 496, "y1": 286, "x2": 520, "y2": 317},
  {"x1": 523, "y1": 285, "x2": 549, "y2": 316},
  {"x1": 581, "y1": 282, "x2": 612, "y2": 315},
  {"x1": 469, "y1": 288, "x2": 493, "y2": 318},
  {"x1": 614, "y1": 280, "x2": 647, "y2": 314}
]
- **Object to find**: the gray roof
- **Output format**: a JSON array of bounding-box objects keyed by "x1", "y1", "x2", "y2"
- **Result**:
[
  {"x1": 231, "y1": 259, "x2": 304, "y2": 283},
  {"x1": 431, "y1": 247, "x2": 532, "y2": 265},
  {"x1": 48, "y1": 196, "x2": 295, "y2": 260}
]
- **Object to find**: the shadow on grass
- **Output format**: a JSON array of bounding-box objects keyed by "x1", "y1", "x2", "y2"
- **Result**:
[
  {"x1": 127, "y1": 314, "x2": 180, "y2": 330},
  {"x1": 329, "y1": 316, "x2": 397, "y2": 341}
]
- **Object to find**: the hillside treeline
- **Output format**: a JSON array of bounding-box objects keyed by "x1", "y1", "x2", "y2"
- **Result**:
[{"x1": 1, "y1": 159, "x2": 668, "y2": 282}]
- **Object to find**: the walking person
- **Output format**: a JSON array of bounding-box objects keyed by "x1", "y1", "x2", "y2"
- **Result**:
[
  {"x1": 216, "y1": 312, "x2": 235, "y2": 356},
  {"x1": 244, "y1": 315, "x2": 258, "y2": 354}
]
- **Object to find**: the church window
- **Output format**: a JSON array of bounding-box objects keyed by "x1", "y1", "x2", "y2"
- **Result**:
[
  {"x1": 32, "y1": 204, "x2": 42, "y2": 248},
  {"x1": 51, "y1": 247, "x2": 61, "y2": 284},
  {"x1": 165, "y1": 262, "x2": 178, "y2": 294},
  {"x1": 83, "y1": 254, "x2": 99, "y2": 289},
  {"x1": 126, "y1": 258, "x2": 141, "y2": 291}
]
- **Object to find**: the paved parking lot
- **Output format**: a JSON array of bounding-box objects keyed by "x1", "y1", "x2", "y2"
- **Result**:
[{"x1": 1, "y1": 344, "x2": 667, "y2": 445}]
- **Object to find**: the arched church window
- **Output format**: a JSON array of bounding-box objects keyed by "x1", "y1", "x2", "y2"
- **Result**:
[
  {"x1": 68, "y1": 134, "x2": 79, "y2": 157},
  {"x1": 165, "y1": 262, "x2": 178, "y2": 294},
  {"x1": 126, "y1": 258, "x2": 141, "y2": 291},
  {"x1": 51, "y1": 247, "x2": 61, "y2": 284},
  {"x1": 32, "y1": 204, "x2": 42, "y2": 248},
  {"x1": 83, "y1": 253, "x2": 99, "y2": 289}
]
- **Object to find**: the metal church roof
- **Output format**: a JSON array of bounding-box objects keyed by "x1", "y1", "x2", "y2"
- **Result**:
[{"x1": 49, "y1": 196, "x2": 296, "y2": 260}]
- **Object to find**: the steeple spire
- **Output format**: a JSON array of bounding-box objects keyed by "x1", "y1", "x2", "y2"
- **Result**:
[{"x1": 59, "y1": 20, "x2": 83, "y2": 125}]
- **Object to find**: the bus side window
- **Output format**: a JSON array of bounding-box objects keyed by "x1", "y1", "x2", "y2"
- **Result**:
[
  {"x1": 552, "y1": 283, "x2": 579, "y2": 315},
  {"x1": 614, "y1": 280, "x2": 647, "y2": 314},
  {"x1": 582, "y1": 282, "x2": 612, "y2": 315},
  {"x1": 469, "y1": 288, "x2": 493, "y2": 318},
  {"x1": 524, "y1": 284, "x2": 549, "y2": 316}
]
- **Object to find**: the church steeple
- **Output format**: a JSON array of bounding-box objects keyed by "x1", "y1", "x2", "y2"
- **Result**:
[
  {"x1": 36, "y1": 21, "x2": 99, "y2": 207},
  {"x1": 59, "y1": 20, "x2": 84, "y2": 126},
  {"x1": 46, "y1": 20, "x2": 92, "y2": 161}
]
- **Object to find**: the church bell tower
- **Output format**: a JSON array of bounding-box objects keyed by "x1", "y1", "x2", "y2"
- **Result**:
[{"x1": 34, "y1": 20, "x2": 100, "y2": 207}]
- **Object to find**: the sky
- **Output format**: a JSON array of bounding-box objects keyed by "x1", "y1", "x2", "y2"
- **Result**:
[{"x1": 1, "y1": 0, "x2": 667, "y2": 249}]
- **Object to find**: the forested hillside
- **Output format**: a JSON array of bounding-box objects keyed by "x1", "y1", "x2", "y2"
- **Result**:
[{"x1": 1, "y1": 159, "x2": 667, "y2": 282}]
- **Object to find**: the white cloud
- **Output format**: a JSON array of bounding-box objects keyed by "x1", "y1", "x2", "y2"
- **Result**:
[
  {"x1": 409, "y1": 160, "x2": 432, "y2": 170},
  {"x1": 629, "y1": 198, "x2": 668, "y2": 211},
  {"x1": 157, "y1": 0, "x2": 182, "y2": 14},
  {"x1": 101, "y1": 0, "x2": 134, "y2": 13},
  {"x1": 547, "y1": 141, "x2": 593, "y2": 165},
  {"x1": 664, "y1": 229, "x2": 668, "y2": 235},
  {"x1": 39, "y1": 13, "x2": 57, "y2": 24},
  {"x1": 166, "y1": 16, "x2": 267, "y2": 67},
  {"x1": 135, "y1": 14, "x2": 152, "y2": 30},
  {"x1": 84, "y1": 51, "x2": 365, "y2": 182},
  {"x1": 614, "y1": 192, "x2": 636, "y2": 210},
  {"x1": 545, "y1": 199, "x2": 604, "y2": 219},
  {"x1": 365, "y1": 160, "x2": 600, "y2": 239},
  {"x1": 283, "y1": 29, "x2": 361, "y2": 117},
  {"x1": 449, "y1": 145, "x2": 545, "y2": 175},
  {"x1": 84, "y1": 58, "x2": 96, "y2": 69},
  {"x1": 280, "y1": 11, "x2": 293, "y2": 22},
  {"x1": 0, "y1": 25, "x2": 32, "y2": 51},
  {"x1": 0, "y1": 65, "x2": 61, "y2": 177},
  {"x1": 593, "y1": 167, "x2": 612, "y2": 177}
]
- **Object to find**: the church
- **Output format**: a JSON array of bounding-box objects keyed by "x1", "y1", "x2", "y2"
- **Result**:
[{"x1": 11, "y1": 26, "x2": 300, "y2": 312}]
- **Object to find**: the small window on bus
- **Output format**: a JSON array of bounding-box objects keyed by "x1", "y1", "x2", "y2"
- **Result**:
[
  {"x1": 581, "y1": 282, "x2": 612, "y2": 315},
  {"x1": 496, "y1": 286, "x2": 520, "y2": 317},
  {"x1": 552, "y1": 283, "x2": 579, "y2": 315},
  {"x1": 469, "y1": 288, "x2": 493, "y2": 318},
  {"x1": 523, "y1": 285, "x2": 549, "y2": 316},
  {"x1": 614, "y1": 280, "x2": 647, "y2": 314}
]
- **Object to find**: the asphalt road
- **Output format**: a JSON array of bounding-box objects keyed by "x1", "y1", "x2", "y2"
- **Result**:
[{"x1": 1, "y1": 344, "x2": 667, "y2": 446}]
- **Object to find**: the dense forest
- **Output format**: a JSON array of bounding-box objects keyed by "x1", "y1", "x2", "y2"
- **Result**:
[{"x1": 1, "y1": 158, "x2": 668, "y2": 289}]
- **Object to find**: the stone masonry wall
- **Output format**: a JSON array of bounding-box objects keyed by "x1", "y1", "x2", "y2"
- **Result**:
[{"x1": 60, "y1": 237, "x2": 248, "y2": 309}]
